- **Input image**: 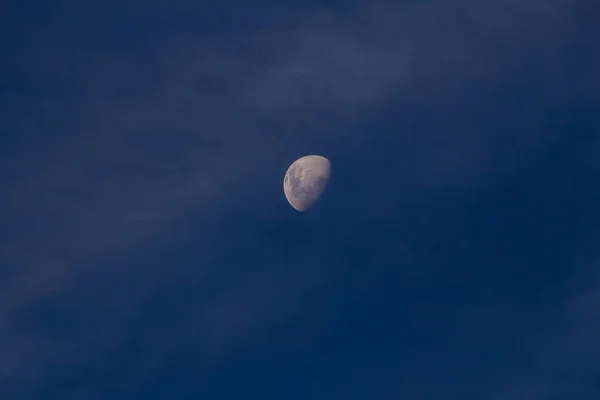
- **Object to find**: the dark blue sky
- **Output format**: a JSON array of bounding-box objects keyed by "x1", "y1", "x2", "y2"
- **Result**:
[{"x1": 1, "y1": 1, "x2": 599, "y2": 399}]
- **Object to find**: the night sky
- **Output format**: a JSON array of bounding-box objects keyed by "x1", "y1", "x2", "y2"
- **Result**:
[{"x1": 1, "y1": 1, "x2": 599, "y2": 399}]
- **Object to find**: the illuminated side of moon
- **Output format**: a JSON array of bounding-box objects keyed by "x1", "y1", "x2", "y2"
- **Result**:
[{"x1": 283, "y1": 155, "x2": 331, "y2": 212}]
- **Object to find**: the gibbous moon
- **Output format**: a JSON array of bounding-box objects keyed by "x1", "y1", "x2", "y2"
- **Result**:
[{"x1": 283, "y1": 155, "x2": 331, "y2": 211}]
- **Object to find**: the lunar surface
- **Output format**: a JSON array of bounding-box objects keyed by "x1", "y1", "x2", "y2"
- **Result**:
[{"x1": 283, "y1": 155, "x2": 331, "y2": 211}]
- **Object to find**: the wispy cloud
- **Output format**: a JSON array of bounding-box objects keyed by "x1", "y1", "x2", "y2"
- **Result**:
[{"x1": 0, "y1": 0, "x2": 582, "y2": 394}]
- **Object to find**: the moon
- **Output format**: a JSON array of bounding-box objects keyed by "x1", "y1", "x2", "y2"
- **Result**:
[{"x1": 283, "y1": 155, "x2": 331, "y2": 211}]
